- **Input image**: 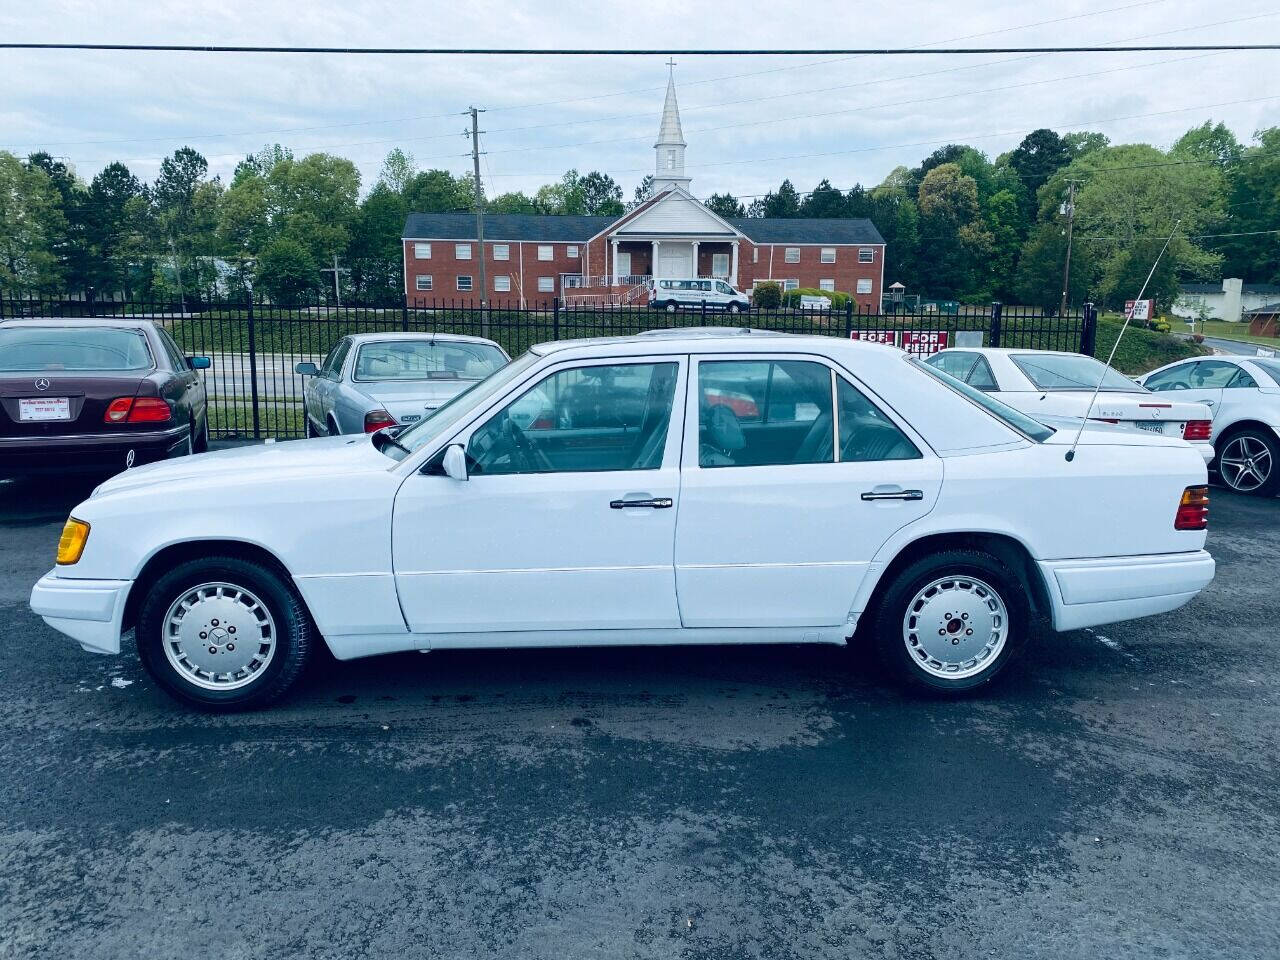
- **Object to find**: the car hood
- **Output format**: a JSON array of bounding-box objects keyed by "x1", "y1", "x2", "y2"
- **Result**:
[{"x1": 91, "y1": 434, "x2": 393, "y2": 498}]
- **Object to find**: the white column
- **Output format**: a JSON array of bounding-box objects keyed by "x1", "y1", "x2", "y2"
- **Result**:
[
  {"x1": 651, "y1": 240, "x2": 659, "y2": 278},
  {"x1": 730, "y1": 241, "x2": 739, "y2": 287},
  {"x1": 691, "y1": 240, "x2": 700, "y2": 278},
  {"x1": 611, "y1": 238, "x2": 620, "y2": 285}
]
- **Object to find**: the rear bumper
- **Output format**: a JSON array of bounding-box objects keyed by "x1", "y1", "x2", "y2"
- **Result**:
[
  {"x1": 1039, "y1": 550, "x2": 1215, "y2": 632},
  {"x1": 1195, "y1": 441, "x2": 1215, "y2": 465},
  {"x1": 29, "y1": 569, "x2": 130, "y2": 654},
  {"x1": 0, "y1": 425, "x2": 189, "y2": 475}
]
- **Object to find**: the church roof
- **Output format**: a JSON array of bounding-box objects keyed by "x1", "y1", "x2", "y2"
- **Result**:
[{"x1": 403, "y1": 211, "x2": 885, "y2": 245}]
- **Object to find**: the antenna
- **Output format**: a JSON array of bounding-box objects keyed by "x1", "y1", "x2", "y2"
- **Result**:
[{"x1": 1064, "y1": 219, "x2": 1180, "y2": 463}]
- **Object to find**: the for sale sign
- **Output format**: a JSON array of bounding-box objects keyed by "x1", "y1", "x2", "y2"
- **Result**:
[
  {"x1": 1125, "y1": 299, "x2": 1154, "y2": 321},
  {"x1": 849, "y1": 330, "x2": 899, "y2": 345},
  {"x1": 900, "y1": 331, "x2": 950, "y2": 356}
]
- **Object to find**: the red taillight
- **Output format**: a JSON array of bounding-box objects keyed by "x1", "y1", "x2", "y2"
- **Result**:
[
  {"x1": 103, "y1": 397, "x2": 172, "y2": 424},
  {"x1": 364, "y1": 410, "x2": 397, "y2": 433},
  {"x1": 1183, "y1": 420, "x2": 1212, "y2": 441},
  {"x1": 1175, "y1": 485, "x2": 1210, "y2": 530}
]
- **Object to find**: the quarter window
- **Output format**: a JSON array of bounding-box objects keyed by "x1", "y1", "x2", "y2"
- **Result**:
[
  {"x1": 784, "y1": 247, "x2": 801, "y2": 263},
  {"x1": 466, "y1": 362, "x2": 679, "y2": 475},
  {"x1": 1187, "y1": 359, "x2": 1243, "y2": 388},
  {"x1": 414, "y1": 242, "x2": 431, "y2": 259},
  {"x1": 837, "y1": 377, "x2": 920, "y2": 462},
  {"x1": 1228, "y1": 368, "x2": 1258, "y2": 389}
]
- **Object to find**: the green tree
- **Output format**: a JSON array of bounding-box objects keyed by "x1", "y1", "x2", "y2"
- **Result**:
[
  {"x1": 916, "y1": 163, "x2": 992, "y2": 299},
  {"x1": 0, "y1": 151, "x2": 65, "y2": 291},
  {"x1": 1005, "y1": 129, "x2": 1070, "y2": 221},
  {"x1": 83, "y1": 162, "x2": 144, "y2": 296},
  {"x1": 761, "y1": 179, "x2": 801, "y2": 218},
  {"x1": 26, "y1": 151, "x2": 88, "y2": 291},
  {"x1": 1063, "y1": 131, "x2": 1109, "y2": 159},
  {"x1": 629, "y1": 175, "x2": 654, "y2": 210},
  {"x1": 799, "y1": 179, "x2": 847, "y2": 218},
  {"x1": 983, "y1": 188, "x2": 1023, "y2": 301},
  {"x1": 488, "y1": 191, "x2": 538, "y2": 214},
  {"x1": 1013, "y1": 221, "x2": 1094, "y2": 314},
  {"x1": 254, "y1": 235, "x2": 319, "y2": 301},
  {"x1": 704, "y1": 192, "x2": 745, "y2": 219},
  {"x1": 378, "y1": 148, "x2": 417, "y2": 194},
  {"x1": 403, "y1": 169, "x2": 471, "y2": 214},
  {"x1": 1216, "y1": 127, "x2": 1280, "y2": 281},
  {"x1": 349, "y1": 182, "x2": 407, "y2": 300},
  {"x1": 577, "y1": 171, "x2": 624, "y2": 216}
]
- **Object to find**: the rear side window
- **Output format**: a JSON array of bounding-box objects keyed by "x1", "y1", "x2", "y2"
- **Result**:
[
  {"x1": 0, "y1": 326, "x2": 153, "y2": 372},
  {"x1": 699, "y1": 359, "x2": 833, "y2": 467},
  {"x1": 1187, "y1": 359, "x2": 1242, "y2": 388}
]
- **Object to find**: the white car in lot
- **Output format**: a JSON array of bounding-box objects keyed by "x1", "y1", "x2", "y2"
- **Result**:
[
  {"x1": 296, "y1": 332, "x2": 508, "y2": 435},
  {"x1": 1138, "y1": 354, "x2": 1280, "y2": 496},
  {"x1": 924, "y1": 347, "x2": 1215, "y2": 464},
  {"x1": 32, "y1": 329, "x2": 1214, "y2": 710}
]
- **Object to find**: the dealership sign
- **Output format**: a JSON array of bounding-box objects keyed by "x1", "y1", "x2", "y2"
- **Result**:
[
  {"x1": 850, "y1": 330, "x2": 950, "y2": 356},
  {"x1": 1125, "y1": 299, "x2": 1154, "y2": 321}
]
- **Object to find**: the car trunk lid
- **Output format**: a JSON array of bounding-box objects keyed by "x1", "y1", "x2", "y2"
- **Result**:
[{"x1": 0, "y1": 372, "x2": 151, "y2": 439}]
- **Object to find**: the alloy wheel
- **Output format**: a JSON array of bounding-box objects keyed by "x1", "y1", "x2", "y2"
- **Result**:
[
  {"x1": 162, "y1": 582, "x2": 277, "y2": 691},
  {"x1": 902, "y1": 575, "x2": 1009, "y2": 680},
  {"x1": 1219, "y1": 435, "x2": 1272, "y2": 492}
]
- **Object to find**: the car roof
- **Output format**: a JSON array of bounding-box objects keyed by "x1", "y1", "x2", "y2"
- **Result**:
[
  {"x1": 0, "y1": 316, "x2": 156, "y2": 331},
  {"x1": 529, "y1": 327, "x2": 904, "y2": 359},
  {"x1": 342, "y1": 331, "x2": 502, "y2": 346},
  {"x1": 939, "y1": 346, "x2": 1085, "y2": 358}
]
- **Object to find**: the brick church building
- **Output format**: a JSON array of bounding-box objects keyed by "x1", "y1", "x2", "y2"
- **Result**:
[{"x1": 403, "y1": 71, "x2": 885, "y2": 309}]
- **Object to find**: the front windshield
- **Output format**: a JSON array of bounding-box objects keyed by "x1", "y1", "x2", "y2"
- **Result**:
[
  {"x1": 377, "y1": 351, "x2": 541, "y2": 461},
  {"x1": 914, "y1": 358, "x2": 1056, "y2": 442},
  {"x1": 1011, "y1": 353, "x2": 1141, "y2": 392},
  {"x1": 353, "y1": 339, "x2": 506, "y2": 382}
]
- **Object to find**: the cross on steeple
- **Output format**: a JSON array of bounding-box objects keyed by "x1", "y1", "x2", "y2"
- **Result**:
[{"x1": 665, "y1": 57, "x2": 676, "y2": 74}]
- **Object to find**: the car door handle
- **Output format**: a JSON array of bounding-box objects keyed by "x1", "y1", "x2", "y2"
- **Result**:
[
  {"x1": 610, "y1": 497, "x2": 673, "y2": 509},
  {"x1": 861, "y1": 489, "x2": 924, "y2": 502},
  {"x1": 1203, "y1": 399, "x2": 1216, "y2": 406}
]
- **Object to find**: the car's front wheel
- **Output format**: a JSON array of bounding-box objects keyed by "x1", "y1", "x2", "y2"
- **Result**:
[
  {"x1": 136, "y1": 556, "x2": 313, "y2": 710},
  {"x1": 727, "y1": 302, "x2": 742, "y2": 315},
  {"x1": 665, "y1": 301, "x2": 678, "y2": 313},
  {"x1": 1215, "y1": 427, "x2": 1279, "y2": 497},
  {"x1": 870, "y1": 549, "x2": 1027, "y2": 694}
]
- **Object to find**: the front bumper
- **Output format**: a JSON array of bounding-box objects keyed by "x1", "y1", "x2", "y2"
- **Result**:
[
  {"x1": 29, "y1": 569, "x2": 131, "y2": 654},
  {"x1": 0, "y1": 425, "x2": 189, "y2": 475},
  {"x1": 1038, "y1": 550, "x2": 1215, "y2": 632}
]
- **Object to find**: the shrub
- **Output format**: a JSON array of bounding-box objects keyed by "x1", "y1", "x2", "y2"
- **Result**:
[
  {"x1": 779, "y1": 287, "x2": 851, "y2": 310},
  {"x1": 752, "y1": 281, "x2": 782, "y2": 309},
  {"x1": 1192, "y1": 333, "x2": 1205, "y2": 344}
]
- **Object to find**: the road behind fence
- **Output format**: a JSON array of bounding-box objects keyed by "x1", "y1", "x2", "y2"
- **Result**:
[{"x1": 1, "y1": 294, "x2": 1097, "y2": 440}]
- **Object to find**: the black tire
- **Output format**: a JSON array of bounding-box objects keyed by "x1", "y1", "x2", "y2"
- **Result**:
[
  {"x1": 727, "y1": 302, "x2": 741, "y2": 315},
  {"x1": 869, "y1": 549, "x2": 1028, "y2": 694},
  {"x1": 327, "y1": 416, "x2": 341, "y2": 436},
  {"x1": 192, "y1": 414, "x2": 209, "y2": 453},
  {"x1": 665, "y1": 301, "x2": 678, "y2": 313},
  {"x1": 1213, "y1": 426, "x2": 1280, "y2": 497},
  {"x1": 304, "y1": 415, "x2": 316, "y2": 438},
  {"x1": 136, "y1": 555, "x2": 313, "y2": 710}
]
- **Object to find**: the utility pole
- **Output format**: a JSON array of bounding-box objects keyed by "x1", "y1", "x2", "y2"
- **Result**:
[
  {"x1": 1059, "y1": 179, "x2": 1080, "y2": 317},
  {"x1": 321, "y1": 252, "x2": 350, "y2": 307},
  {"x1": 467, "y1": 106, "x2": 489, "y2": 320}
]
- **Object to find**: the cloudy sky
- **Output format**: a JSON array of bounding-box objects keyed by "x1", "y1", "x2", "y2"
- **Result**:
[{"x1": 1, "y1": 0, "x2": 1277, "y2": 202}]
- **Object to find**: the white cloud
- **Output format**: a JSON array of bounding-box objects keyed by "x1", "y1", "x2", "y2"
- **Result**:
[{"x1": 0, "y1": 0, "x2": 1275, "y2": 200}]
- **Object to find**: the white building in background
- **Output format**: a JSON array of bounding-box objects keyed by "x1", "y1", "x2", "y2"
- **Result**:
[{"x1": 1174, "y1": 279, "x2": 1280, "y2": 322}]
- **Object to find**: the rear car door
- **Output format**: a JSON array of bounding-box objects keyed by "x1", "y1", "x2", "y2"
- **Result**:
[
  {"x1": 392, "y1": 355, "x2": 687, "y2": 636},
  {"x1": 674, "y1": 353, "x2": 943, "y2": 628},
  {"x1": 1148, "y1": 359, "x2": 1231, "y2": 428}
]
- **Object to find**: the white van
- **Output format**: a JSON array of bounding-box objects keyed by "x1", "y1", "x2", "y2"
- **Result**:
[{"x1": 648, "y1": 277, "x2": 751, "y2": 314}]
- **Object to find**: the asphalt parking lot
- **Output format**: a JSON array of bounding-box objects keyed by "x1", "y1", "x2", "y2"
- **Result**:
[{"x1": 1, "y1": 472, "x2": 1277, "y2": 960}]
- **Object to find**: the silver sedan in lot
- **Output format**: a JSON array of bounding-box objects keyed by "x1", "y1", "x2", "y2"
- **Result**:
[{"x1": 296, "y1": 332, "x2": 509, "y2": 436}]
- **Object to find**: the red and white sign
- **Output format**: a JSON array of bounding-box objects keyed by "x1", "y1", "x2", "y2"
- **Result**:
[
  {"x1": 900, "y1": 331, "x2": 950, "y2": 356},
  {"x1": 849, "y1": 330, "x2": 898, "y2": 346},
  {"x1": 850, "y1": 329, "x2": 951, "y2": 356},
  {"x1": 1125, "y1": 299, "x2": 1154, "y2": 321}
]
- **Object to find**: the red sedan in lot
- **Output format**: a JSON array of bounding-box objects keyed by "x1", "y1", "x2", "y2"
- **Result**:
[{"x1": 0, "y1": 318, "x2": 210, "y2": 477}]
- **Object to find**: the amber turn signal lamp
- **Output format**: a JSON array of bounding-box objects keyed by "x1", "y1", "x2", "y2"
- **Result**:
[{"x1": 57, "y1": 517, "x2": 91, "y2": 565}]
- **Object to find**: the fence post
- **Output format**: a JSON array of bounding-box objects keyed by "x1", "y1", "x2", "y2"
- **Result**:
[
  {"x1": 553, "y1": 297, "x2": 561, "y2": 340},
  {"x1": 844, "y1": 299, "x2": 854, "y2": 339},
  {"x1": 989, "y1": 301, "x2": 1003, "y2": 349},
  {"x1": 246, "y1": 296, "x2": 261, "y2": 440},
  {"x1": 701, "y1": 299, "x2": 707, "y2": 323},
  {"x1": 1080, "y1": 301, "x2": 1098, "y2": 356},
  {"x1": 401, "y1": 299, "x2": 409, "y2": 332}
]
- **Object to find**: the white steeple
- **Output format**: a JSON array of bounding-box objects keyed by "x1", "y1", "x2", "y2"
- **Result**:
[{"x1": 653, "y1": 60, "x2": 691, "y2": 194}]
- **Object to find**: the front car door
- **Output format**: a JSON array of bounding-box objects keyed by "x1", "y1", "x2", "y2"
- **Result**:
[
  {"x1": 392, "y1": 354, "x2": 687, "y2": 639},
  {"x1": 674, "y1": 353, "x2": 943, "y2": 629}
]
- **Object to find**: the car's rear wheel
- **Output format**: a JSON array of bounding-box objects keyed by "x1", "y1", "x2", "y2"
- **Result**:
[
  {"x1": 136, "y1": 556, "x2": 313, "y2": 710},
  {"x1": 327, "y1": 416, "x2": 341, "y2": 436},
  {"x1": 1215, "y1": 427, "x2": 1279, "y2": 497},
  {"x1": 870, "y1": 549, "x2": 1027, "y2": 694},
  {"x1": 727, "y1": 302, "x2": 741, "y2": 315},
  {"x1": 665, "y1": 301, "x2": 678, "y2": 313}
]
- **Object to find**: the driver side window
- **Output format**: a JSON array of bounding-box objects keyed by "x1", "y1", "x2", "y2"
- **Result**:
[{"x1": 466, "y1": 362, "x2": 678, "y2": 476}]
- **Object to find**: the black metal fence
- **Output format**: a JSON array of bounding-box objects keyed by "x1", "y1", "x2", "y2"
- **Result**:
[{"x1": 0, "y1": 294, "x2": 1097, "y2": 440}]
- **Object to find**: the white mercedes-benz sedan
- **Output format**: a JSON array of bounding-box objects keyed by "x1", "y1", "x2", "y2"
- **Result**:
[
  {"x1": 31, "y1": 329, "x2": 1215, "y2": 710},
  {"x1": 923, "y1": 347, "x2": 1216, "y2": 465}
]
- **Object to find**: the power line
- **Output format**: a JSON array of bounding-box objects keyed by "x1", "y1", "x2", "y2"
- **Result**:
[{"x1": 4, "y1": 43, "x2": 1279, "y2": 55}]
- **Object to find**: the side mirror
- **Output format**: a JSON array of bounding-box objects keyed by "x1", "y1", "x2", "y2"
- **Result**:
[
  {"x1": 295, "y1": 362, "x2": 319, "y2": 375},
  {"x1": 188, "y1": 356, "x2": 211, "y2": 370},
  {"x1": 442, "y1": 443, "x2": 469, "y2": 481}
]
